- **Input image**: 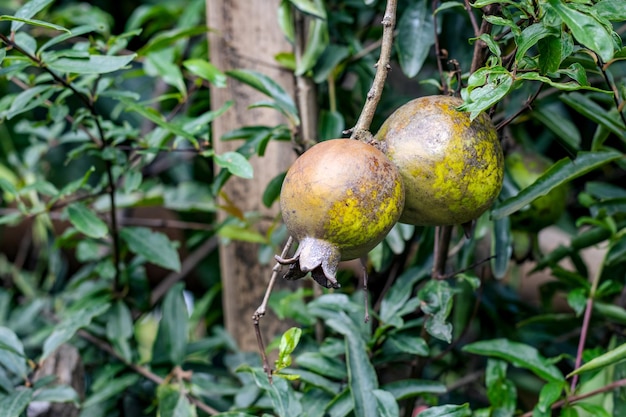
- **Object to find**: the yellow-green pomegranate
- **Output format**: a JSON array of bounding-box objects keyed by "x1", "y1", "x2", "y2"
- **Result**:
[
  {"x1": 506, "y1": 150, "x2": 567, "y2": 232},
  {"x1": 375, "y1": 95, "x2": 504, "y2": 226},
  {"x1": 277, "y1": 139, "x2": 404, "y2": 288}
]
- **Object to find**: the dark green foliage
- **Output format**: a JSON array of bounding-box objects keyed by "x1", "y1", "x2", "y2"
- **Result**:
[{"x1": 0, "y1": 0, "x2": 625, "y2": 416}]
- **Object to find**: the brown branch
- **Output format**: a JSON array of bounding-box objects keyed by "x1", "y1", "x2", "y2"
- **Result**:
[
  {"x1": 0, "y1": 32, "x2": 124, "y2": 290},
  {"x1": 519, "y1": 378, "x2": 626, "y2": 417},
  {"x1": 350, "y1": 0, "x2": 398, "y2": 140},
  {"x1": 495, "y1": 83, "x2": 543, "y2": 131},
  {"x1": 77, "y1": 330, "x2": 219, "y2": 415},
  {"x1": 599, "y1": 58, "x2": 626, "y2": 129},
  {"x1": 464, "y1": 0, "x2": 480, "y2": 37}
]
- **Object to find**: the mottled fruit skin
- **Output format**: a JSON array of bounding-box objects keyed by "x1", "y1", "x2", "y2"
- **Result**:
[
  {"x1": 278, "y1": 139, "x2": 404, "y2": 288},
  {"x1": 506, "y1": 150, "x2": 567, "y2": 232},
  {"x1": 375, "y1": 95, "x2": 504, "y2": 226}
]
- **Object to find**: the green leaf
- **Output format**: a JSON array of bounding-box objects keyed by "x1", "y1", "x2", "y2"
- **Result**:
[
  {"x1": 295, "y1": 9, "x2": 329, "y2": 76},
  {"x1": 568, "y1": 342, "x2": 626, "y2": 377},
  {"x1": 157, "y1": 383, "x2": 197, "y2": 417},
  {"x1": 276, "y1": 327, "x2": 302, "y2": 372},
  {"x1": 396, "y1": 0, "x2": 435, "y2": 78},
  {"x1": 262, "y1": 171, "x2": 286, "y2": 208},
  {"x1": 239, "y1": 365, "x2": 303, "y2": 417},
  {"x1": 6, "y1": 85, "x2": 55, "y2": 119},
  {"x1": 278, "y1": 0, "x2": 295, "y2": 43},
  {"x1": 459, "y1": 67, "x2": 514, "y2": 120},
  {"x1": 312, "y1": 44, "x2": 349, "y2": 83},
  {"x1": 214, "y1": 151, "x2": 254, "y2": 179},
  {"x1": 120, "y1": 227, "x2": 181, "y2": 272},
  {"x1": 153, "y1": 283, "x2": 188, "y2": 366},
  {"x1": 10, "y1": 0, "x2": 53, "y2": 32},
  {"x1": 106, "y1": 301, "x2": 133, "y2": 342},
  {"x1": 485, "y1": 359, "x2": 516, "y2": 413},
  {"x1": 381, "y1": 379, "x2": 447, "y2": 400},
  {"x1": 534, "y1": 381, "x2": 565, "y2": 414},
  {"x1": 66, "y1": 202, "x2": 108, "y2": 239},
  {"x1": 560, "y1": 93, "x2": 626, "y2": 141},
  {"x1": 492, "y1": 151, "x2": 623, "y2": 219},
  {"x1": 287, "y1": 0, "x2": 326, "y2": 18},
  {"x1": 490, "y1": 216, "x2": 512, "y2": 279},
  {"x1": 145, "y1": 49, "x2": 186, "y2": 96},
  {"x1": 42, "y1": 302, "x2": 111, "y2": 360},
  {"x1": 418, "y1": 280, "x2": 454, "y2": 343},
  {"x1": 226, "y1": 69, "x2": 299, "y2": 125},
  {"x1": 0, "y1": 16, "x2": 69, "y2": 33},
  {"x1": 516, "y1": 72, "x2": 610, "y2": 93},
  {"x1": 138, "y1": 26, "x2": 208, "y2": 55},
  {"x1": 296, "y1": 352, "x2": 347, "y2": 380},
  {"x1": 463, "y1": 338, "x2": 564, "y2": 382},
  {"x1": 373, "y1": 389, "x2": 399, "y2": 417},
  {"x1": 119, "y1": 98, "x2": 199, "y2": 147},
  {"x1": 82, "y1": 373, "x2": 140, "y2": 408},
  {"x1": 514, "y1": 23, "x2": 558, "y2": 63},
  {"x1": 48, "y1": 54, "x2": 136, "y2": 74},
  {"x1": 0, "y1": 327, "x2": 28, "y2": 379},
  {"x1": 416, "y1": 403, "x2": 471, "y2": 417},
  {"x1": 532, "y1": 103, "x2": 581, "y2": 154},
  {"x1": 183, "y1": 59, "x2": 227, "y2": 87},
  {"x1": 537, "y1": 36, "x2": 562, "y2": 74},
  {"x1": 380, "y1": 265, "x2": 430, "y2": 327},
  {"x1": 33, "y1": 385, "x2": 80, "y2": 405},
  {"x1": 547, "y1": 0, "x2": 614, "y2": 62},
  {"x1": 217, "y1": 224, "x2": 268, "y2": 244},
  {"x1": 385, "y1": 333, "x2": 429, "y2": 356},
  {"x1": 594, "y1": 0, "x2": 626, "y2": 21},
  {"x1": 0, "y1": 388, "x2": 32, "y2": 417},
  {"x1": 318, "y1": 110, "x2": 345, "y2": 141},
  {"x1": 326, "y1": 313, "x2": 379, "y2": 417},
  {"x1": 38, "y1": 25, "x2": 100, "y2": 53}
]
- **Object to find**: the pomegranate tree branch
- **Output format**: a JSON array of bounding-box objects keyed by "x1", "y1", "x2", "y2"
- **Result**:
[
  {"x1": 350, "y1": 0, "x2": 398, "y2": 140},
  {"x1": 519, "y1": 378, "x2": 626, "y2": 417},
  {"x1": 78, "y1": 330, "x2": 219, "y2": 415},
  {"x1": 0, "y1": 32, "x2": 123, "y2": 290}
]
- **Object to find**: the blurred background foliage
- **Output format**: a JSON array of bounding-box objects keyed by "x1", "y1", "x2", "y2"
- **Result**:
[{"x1": 0, "y1": 0, "x2": 625, "y2": 416}]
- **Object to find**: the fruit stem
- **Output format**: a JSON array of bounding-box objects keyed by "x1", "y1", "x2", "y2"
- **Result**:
[
  {"x1": 350, "y1": 0, "x2": 397, "y2": 140},
  {"x1": 252, "y1": 236, "x2": 295, "y2": 382},
  {"x1": 432, "y1": 226, "x2": 453, "y2": 279}
]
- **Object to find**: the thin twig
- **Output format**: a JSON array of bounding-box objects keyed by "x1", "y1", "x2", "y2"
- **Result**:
[
  {"x1": 495, "y1": 83, "x2": 543, "y2": 131},
  {"x1": 463, "y1": 0, "x2": 480, "y2": 37},
  {"x1": 432, "y1": 226, "x2": 453, "y2": 279},
  {"x1": 432, "y1": 0, "x2": 448, "y2": 94},
  {"x1": 599, "y1": 58, "x2": 626, "y2": 128},
  {"x1": 78, "y1": 330, "x2": 219, "y2": 415},
  {"x1": 519, "y1": 378, "x2": 626, "y2": 417},
  {"x1": 570, "y1": 260, "x2": 605, "y2": 391},
  {"x1": 0, "y1": 32, "x2": 124, "y2": 289},
  {"x1": 350, "y1": 0, "x2": 398, "y2": 140},
  {"x1": 252, "y1": 236, "x2": 294, "y2": 381}
]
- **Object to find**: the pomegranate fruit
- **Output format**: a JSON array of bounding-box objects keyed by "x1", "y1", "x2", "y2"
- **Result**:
[
  {"x1": 277, "y1": 139, "x2": 404, "y2": 288},
  {"x1": 506, "y1": 150, "x2": 567, "y2": 232},
  {"x1": 375, "y1": 95, "x2": 504, "y2": 226}
]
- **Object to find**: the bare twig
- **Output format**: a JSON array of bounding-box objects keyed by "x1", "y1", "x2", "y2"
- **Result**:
[
  {"x1": 599, "y1": 57, "x2": 626, "y2": 128},
  {"x1": 350, "y1": 0, "x2": 398, "y2": 140},
  {"x1": 463, "y1": 0, "x2": 480, "y2": 37},
  {"x1": 432, "y1": 226, "x2": 453, "y2": 279},
  {"x1": 519, "y1": 378, "x2": 626, "y2": 417},
  {"x1": 78, "y1": 330, "x2": 219, "y2": 415},
  {"x1": 252, "y1": 236, "x2": 294, "y2": 381},
  {"x1": 0, "y1": 32, "x2": 123, "y2": 290},
  {"x1": 495, "y1": 83, "x2": 543, "y2": 131}
]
